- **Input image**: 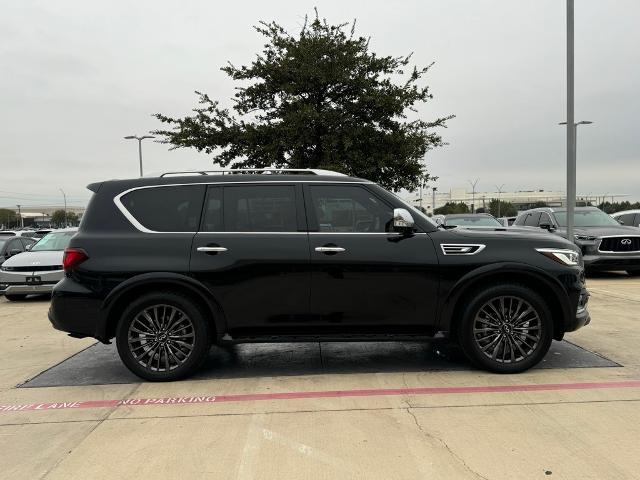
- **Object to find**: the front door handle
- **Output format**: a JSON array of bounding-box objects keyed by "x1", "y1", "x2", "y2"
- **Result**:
[
  {"x1": 197, "y1": 246, "x2": 228, "y2": 254},
  {"x1": 315, "y1": 246, "x2": 346, "y2": 254}
]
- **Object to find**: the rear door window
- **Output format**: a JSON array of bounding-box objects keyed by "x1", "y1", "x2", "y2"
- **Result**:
[
  {"x1": 223, "y1": 185, "x2": 298, "y2": 232},
  {"x1": 524, "y1": 212, "x2": 542, "y2": 227},
  {"x1": 120, "y1": 185, "x2": 205, "y2": 232}
]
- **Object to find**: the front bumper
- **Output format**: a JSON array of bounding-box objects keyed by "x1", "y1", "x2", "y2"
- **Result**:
[
  {"x1": 0, "y1": 269, "x2": 63, "y2": 296},
  {"x1": 582, "y1": 253, "x2": 640, "y2": 271}
]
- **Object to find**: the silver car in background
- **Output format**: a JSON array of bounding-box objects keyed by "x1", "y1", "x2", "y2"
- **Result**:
[{"x1": 0, "y1": 228, "x2": 77, "y2": 301}]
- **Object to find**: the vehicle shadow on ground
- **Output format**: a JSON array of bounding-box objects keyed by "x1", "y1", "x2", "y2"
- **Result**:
[{"x1": 20, "y1": 339, "x2": 620, "y2": 388}]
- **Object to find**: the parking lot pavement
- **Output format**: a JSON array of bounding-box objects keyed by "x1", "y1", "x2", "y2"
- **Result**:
[{"x1": 1, "y1": 274, "x2": 640, "y2": 479}]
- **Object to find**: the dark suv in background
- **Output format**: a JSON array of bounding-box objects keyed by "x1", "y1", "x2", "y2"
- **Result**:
[
  {"x1": 49, "y1": 169, "x2": 590, "y2": 381},
  {"x1": 514, "y1": 206, "x2": 640, "y2": 275}
]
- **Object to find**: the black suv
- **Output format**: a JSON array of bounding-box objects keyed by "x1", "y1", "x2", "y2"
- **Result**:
[
  {"x1": 49, "y1": 170, "x2": 590, "y2": 380},
  {"x1": 514, "y1": 206, "x2": 640, "y2": 275}
]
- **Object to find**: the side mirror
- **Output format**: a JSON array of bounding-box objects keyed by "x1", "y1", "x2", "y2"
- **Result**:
[
  {"x1": 539, "y1": 223, "x2": 554, "y2": 231},
  {"x1": 25, "y1": 244, "x2": 33, "y2": 251},
  {"x1": 393, "y1": 208, "x2": 415, "y2": 233},
  {"x1": 617, "y1": 219, "x2": 624, "y2": 225}
]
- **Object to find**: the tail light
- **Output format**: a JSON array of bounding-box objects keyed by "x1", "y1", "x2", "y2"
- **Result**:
[{"x1": 63, "y1": 248, "x2": 88, "y2": 273}]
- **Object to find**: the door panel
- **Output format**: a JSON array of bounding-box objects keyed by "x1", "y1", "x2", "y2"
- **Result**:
[
  {"x1": 190, "y1": 183, "x2": 311, "y2": 332},
  {"x1": 304, "y1": 184, "x2": 439, "y2": 330}
]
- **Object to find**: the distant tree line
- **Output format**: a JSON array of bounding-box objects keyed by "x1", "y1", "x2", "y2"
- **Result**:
[{"x1": 597, "y1": 201, "x2": 640, "y2": 214}]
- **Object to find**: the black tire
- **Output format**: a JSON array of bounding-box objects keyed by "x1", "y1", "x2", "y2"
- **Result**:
[
  {"x1": 457, "y1": 284, "x2": 553, "y2": 373},
  {"x1": 116, "y1": 291, "x2": 211, "y2": 381},
  {"x1": 4, "y1": 294, "x2": 27, "y2": 301},
  {"x1": 627, "y1": 270, "x2": 640, "y2": 277}
]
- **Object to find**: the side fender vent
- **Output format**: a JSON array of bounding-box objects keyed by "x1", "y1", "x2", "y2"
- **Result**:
[{"x1": 440, "y1": 244, "x2": 486, "y2": 255}]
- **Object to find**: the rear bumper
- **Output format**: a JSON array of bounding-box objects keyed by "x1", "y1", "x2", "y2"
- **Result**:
[{"x1": 48, "y1": 277, "x2": 105, "y2": 340}]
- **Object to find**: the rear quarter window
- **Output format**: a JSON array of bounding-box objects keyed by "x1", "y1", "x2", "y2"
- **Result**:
[{"x1": 120, "y1": 185, "x2": 205, "y2": 232}]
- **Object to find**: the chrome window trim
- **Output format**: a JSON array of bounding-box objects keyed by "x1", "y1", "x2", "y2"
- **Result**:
[
  {"x1": 113, "y1": 181, "x2": 373, "y2": 234},
  {"x1": 440, "y1": 243, "x2": 486, "y2": 255},
  {"x1": 597, "y1": 235, "x2": 640, "y2": 253}
]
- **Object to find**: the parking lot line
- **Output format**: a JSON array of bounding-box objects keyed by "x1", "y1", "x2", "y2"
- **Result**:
[{"x1": 2, "y1": 379, "x2": 640, "y2": 414}]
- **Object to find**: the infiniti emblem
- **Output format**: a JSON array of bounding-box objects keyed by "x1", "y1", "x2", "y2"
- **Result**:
[{"x1": 621, "y1": 239, "x2": 632, "y2": 245}]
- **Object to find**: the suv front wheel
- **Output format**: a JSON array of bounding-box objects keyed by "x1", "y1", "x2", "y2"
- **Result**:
[
  {"x1": 116, "y1": 292, "x2": 211, "y2": 381},
  {"x1": 458, "y1": 284, "x2": 553, "y2": 373}
]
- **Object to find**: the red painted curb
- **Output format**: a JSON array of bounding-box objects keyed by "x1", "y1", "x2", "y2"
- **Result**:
[{"x1": 2, "y1": 380, "x2": 639, "y2": 413}]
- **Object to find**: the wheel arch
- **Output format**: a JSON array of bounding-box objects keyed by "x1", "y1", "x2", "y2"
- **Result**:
[
  {"x1": 440, "y1": 263, "x2": 570, "y2": 342},
  {"x1": 99, "y1": 273, "x2": 226, "y2": 342}
]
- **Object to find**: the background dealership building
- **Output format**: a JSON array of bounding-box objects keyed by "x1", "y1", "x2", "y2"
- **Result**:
[{"x1": 402, "y1": 188, "x2": 628, "y2": 214}]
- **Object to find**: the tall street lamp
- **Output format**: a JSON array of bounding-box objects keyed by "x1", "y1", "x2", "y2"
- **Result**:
[
  {"x1": 468, "y1": 179, "x2": 479, "y2": 213},
  {"x1": 495, "y1": 184, "x2": 505, "y2": 218},
  {"x1": 59, "y1": 188, "x2": 67, "y2": 227},
  {"x1": 559, "y1": 120, "x2": 593, "y2": 236},
  {"x1": 124, "y1": 135, "x2": 155, "y2": 177}
]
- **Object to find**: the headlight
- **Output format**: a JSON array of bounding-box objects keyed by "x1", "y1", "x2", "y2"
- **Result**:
[
  {"x1": 574, "y1": 234, "x2": 596, "y2": 241},
  {"x1": 536, "y1": 248, "x2": 580, "y2": 266}
]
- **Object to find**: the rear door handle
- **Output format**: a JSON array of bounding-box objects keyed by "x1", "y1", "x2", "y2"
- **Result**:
[
  {"x1": 315, "y1": 246, "x2": 346, "y2": 253},
  {"x1": 197, "y1": 246, "x2": 228, "y2": 253}
]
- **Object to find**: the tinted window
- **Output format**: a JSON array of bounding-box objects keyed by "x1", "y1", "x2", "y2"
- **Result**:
[
  {"x1": 309, "y1": 185, "x2": 392, "y2": 232},
  {"x1": 524, "y1": 212, "x2": 541, "y2": 227},
  {"x1": 201, "y1": 187, "x2": 223, "y2": 232},
  {"x1": 539, "y1": 212, "x2": 554, "y2": 226},
  {"x1": 6, "y1": 239, "x2": 23, "y2": 253},
  {"x1": 121, "y1": 185, "x2": 205, "y2": 232},
  {"x1": 514, "y1": 214, "x2": 526, "y2": 226},
  {"x1": 224, "y1": 185, "x2": 298, "y2": 232},
  {"x1": 20, "y1": 238, "x2": 36, "y2": 248},
  {"x1": 616, "y1": 213, "x2": 635, "y2": 226}
]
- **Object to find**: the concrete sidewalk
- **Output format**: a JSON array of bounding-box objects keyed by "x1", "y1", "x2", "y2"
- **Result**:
[{"x1": 1, "y1": 273, "x2": 639, "y2": 479}]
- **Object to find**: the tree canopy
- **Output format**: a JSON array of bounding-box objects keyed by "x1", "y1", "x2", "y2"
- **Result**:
[
  {"x1": 0, "y1": 208, "x2": 17, "y2": 228},
  {"x1": 434, "y1": 202, "x2": 469, "y2": 215},
  {"x1": 488, "y1": 199, "x2": 517, "y2": 217},
  {"x1": 153, "y1": 10, "x2": 453, "y2": 191},
  {"x1": 51, "y1": 210, "x2": 78, "y2": 227}
]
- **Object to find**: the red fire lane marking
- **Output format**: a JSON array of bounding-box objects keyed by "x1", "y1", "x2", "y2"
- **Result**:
[{"x1": 2, "y1": 380, "x2": 640, "y2": 413}]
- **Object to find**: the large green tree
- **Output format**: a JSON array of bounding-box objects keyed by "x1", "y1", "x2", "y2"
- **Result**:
[
  {"x1": 434, "y1": 202, "x2": 469, "y2": 215},
  {"x1": 153, "y1": 11, "x2": 453, "y2": 191}
]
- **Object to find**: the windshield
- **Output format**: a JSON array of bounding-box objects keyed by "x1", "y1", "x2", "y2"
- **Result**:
[
  {"x1": 447, "y1": 216, "x2": 502, "y2": 227},
  {"x1": 31, "y1": 231, "x2": 75, "y2": 251},
  {"x1": 554, "y1": 210, "x2": 620, "y2": 227}
]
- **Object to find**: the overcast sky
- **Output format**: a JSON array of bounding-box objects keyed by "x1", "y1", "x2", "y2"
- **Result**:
[{"x1": 1, "y1": 0, "x2": 639, "y2": 208}]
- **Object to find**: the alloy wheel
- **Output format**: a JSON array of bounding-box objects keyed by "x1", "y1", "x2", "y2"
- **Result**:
[
  {"x1": 127, "y1": 304, "x2": 196, "y2": 372},
  {"x1": 473, "y1": 295, "x2": 542, "y2": 364}
]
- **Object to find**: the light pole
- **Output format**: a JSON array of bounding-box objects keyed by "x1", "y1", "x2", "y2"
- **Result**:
[
  {"x1": 468, "y1": 179, "x2": 479, "y2": 213},
  {"x1": 432, "y1": 187, "x2": 438, "y2": 214},
  {"x1": 59, "y1": 188, "x2": 67, "y2": 227},
  {"x1": 16, "y1": 204, "x2": 22, "y2": 229},
  {"x1": 124, "y1": 135, "x2": 155, "y2": 177},
  {"x1": 559, "y1": 119, "x2": 593, "y2": 233},
  {"x1": 495, "y1": 184, "x2": 505, "y2": 218}
]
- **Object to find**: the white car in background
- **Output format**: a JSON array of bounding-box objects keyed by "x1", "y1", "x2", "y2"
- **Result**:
[
  {"x1": 0, "y1": 228, "x2": 77, "y2": 301},
  {"x1": 611, "y1": 210, "x2": 640, "y2": 228}
]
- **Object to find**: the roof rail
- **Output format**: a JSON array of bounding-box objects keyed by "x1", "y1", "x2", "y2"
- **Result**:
[{"x1": 158, "y1": 168, "x2": 347, "y2": 178}]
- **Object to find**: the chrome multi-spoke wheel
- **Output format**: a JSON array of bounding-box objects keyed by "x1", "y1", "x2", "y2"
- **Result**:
[
  {"x1": 459, "y1": 285, "x2": 552, "y2": 373},
  {"x1": 127, "y1": 304, "x2": 195, "y2": 372},
  {"x1": 117, "y1": 292, "x2": 210, "y2": 381},
  {"x1": 473, "y1": 296, "x2": 541, "y2": 364}
]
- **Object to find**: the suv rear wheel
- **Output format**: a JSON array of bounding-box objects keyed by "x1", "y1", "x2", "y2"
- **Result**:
[
  {"x1": 116, "y1": 292, "x2": 211, "y2": 381},
  {"x1": 458, "y1": 284, "x2": 552, "y2": 373}
]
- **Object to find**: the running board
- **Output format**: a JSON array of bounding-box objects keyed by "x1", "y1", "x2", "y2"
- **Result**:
[{"x1": 220, "y1": 332, "x2": 436, "y2": 344}]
